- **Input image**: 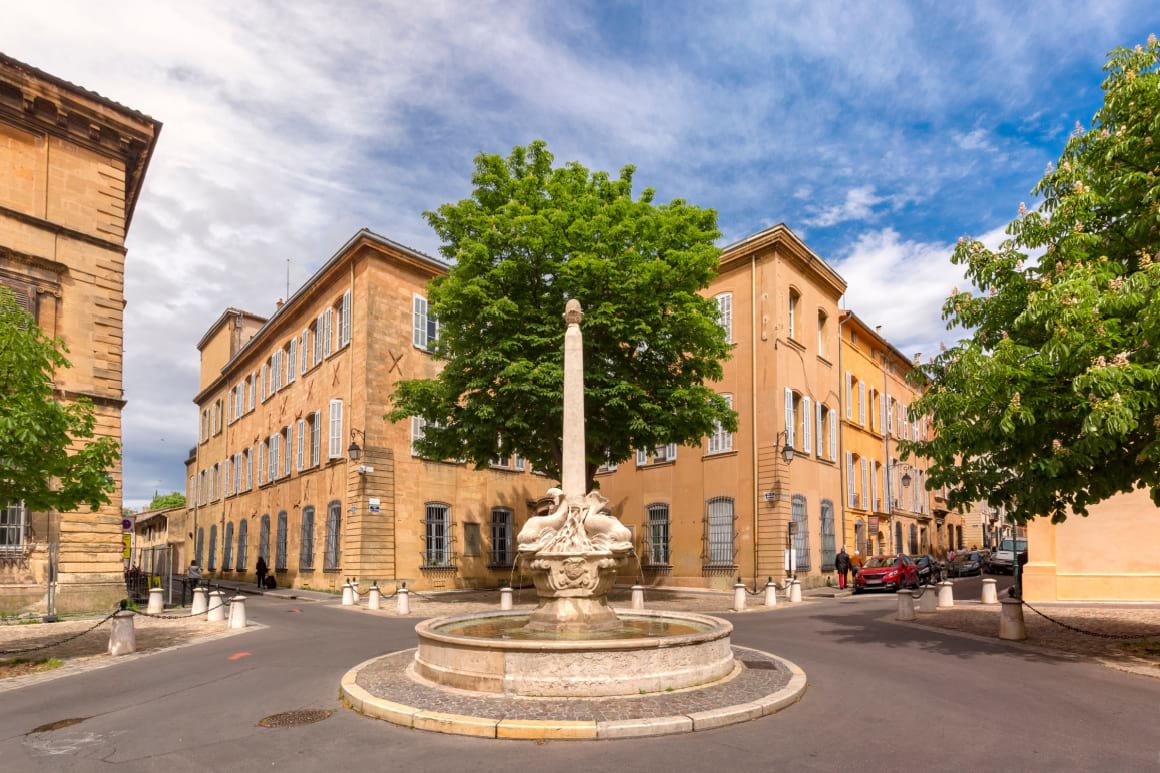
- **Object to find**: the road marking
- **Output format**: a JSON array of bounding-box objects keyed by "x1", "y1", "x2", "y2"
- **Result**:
[
  {"x1": 287, "y1": 608, "x2": 301, "y2": 614},
  {"x1": 229, "y1": 652, "x2": 252, "y2": 660}
]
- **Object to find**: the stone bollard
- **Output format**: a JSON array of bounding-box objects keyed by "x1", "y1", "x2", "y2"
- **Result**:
[
  {"x1": 981, "y1": 578, "x2": 999, "y2": 605},
  {"x1": 341, "y1": 582, "x2": 355, "y2": 606},
  {"x1": 500, "y1": 586, "x2": 513, "y2": 611},
  {"x1": 999, "y1": 598, "x2": 1027, "y2": 640},
  {"x1": 191, "y1": 587, "x2": 208, "y2": 617},
  {"x1": 368, "y1": 584, "x2": 381, "y2": 610},
  {"x1": 397, "y1": 587, "x2": 410, "y2": 615},
  {"x1": 918, "y1": 585, "x2": 938, "y2": 613},
  {"x1": 938, "y1": 581, "x2": 955, "y2": 608},
  {"x1": 630, "y1": 584, "x2": 645, "y2": 610},
  {"x1": 764, "y1": 580, "x2": 777, "y2": 607},
  {"x1": 228, "y1": 595, "x2": 247, "y2": 629},
  {"x1": 351, "y1": 580, "x2": 359, "y2": 596},
  {"x1": 207, "y1": 591, "x2": 226, "y2": 622},
  {"x1": 732, "y1": 582, "x2": 747, "y2": 612},
  {"x1": 147, "y1": 587, "x2": 165, "y2": 615},
  {"x1": 107, "y1": 610, "x2": 136, "y2": 655},
  {"x1": 896, "y1": 590, "x2": 916, "y2": 621},
  {"x1": 789, "y1": 580, "x2": 803, "y2": 603}
]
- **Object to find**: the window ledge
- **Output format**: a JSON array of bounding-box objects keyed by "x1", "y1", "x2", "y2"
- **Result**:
[
  {"x1": 784, "y1": 337, "x2": 805, "y2": 352},
  {"x1": 703, "y1": 450, "x2": 737, "y2": 460},
  {"x1": 637, "y1": 459, "x2": 677, "y2": 470}
]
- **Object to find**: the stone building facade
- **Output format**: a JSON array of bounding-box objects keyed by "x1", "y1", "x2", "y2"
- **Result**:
[
  {"x1": 0, "y1": 54, "x2": 159, "y2": 614},
  {"x1": 185, "y1": 230, "x2": 545, "y2": 592}
]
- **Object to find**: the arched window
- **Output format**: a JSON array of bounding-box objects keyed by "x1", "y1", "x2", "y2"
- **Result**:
[
  {"x1": 222, "y1": 522, "x2": 234, "y2": 570},
  {"x1": 854, "y1": 519, "x2": 867, "y2": 556},
  {"x1": 792, "y1": 495, "x2": 810, "y2": 570},
  {"x1": 207, "y1": 524, "x2": 218, "y2": 570},
  {"x1": 788, "y1": 289, "x2": 800, "y2": 340},
  {"x1": 275, "y1": 511, "x2": 288, "y2": 571},
  {"x1": 705, "y1": 497, "x2": 734, "y2": 566},
  {"x1": 425, "y1": 503, "x2": 452, "y2": 567},
  {"x1": 894, "y1": 521, "x2": 903, "y2": 555},
  {"x1": 647, "y1": 503, "x2": 670, "y2": 564},
  {"x1": 820, "y1": 500, "x2": 835, "y2": 570},
  {"x1": 324, "y1": 500, "x2": 341, "y2": 571},
  {"x1": 299, "y1": 506, "x2": 315, "y2": 569},
  {"x1": 195, "y1": 527, "x2": 205, "y2": 567},
  {"x1": 490, "y1": 508, "x2": 513, "y2": 566},
  {"x1": 259, "y1": 514, "x2": 271, "y2": 562},
  {"x1": 908, "y1": 524, "x2": 918, "y2": 555},
  {"x1": 236, "y1": 519, "x2": 248, "y2": 572}
]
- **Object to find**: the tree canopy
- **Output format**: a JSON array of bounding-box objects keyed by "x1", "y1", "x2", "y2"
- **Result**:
[
  {"x1": 906, "y1": 37, "x2": 1160, "y2": 522},
  {"x1": 387, "y1": 141, "x2": 736, "y2": 487},
  {"x1": 0, "y1": 287, "x2": 119, "y2": 513},
  {"x1": 148, "y1": 492, "x2": 186, "y2": 510}
]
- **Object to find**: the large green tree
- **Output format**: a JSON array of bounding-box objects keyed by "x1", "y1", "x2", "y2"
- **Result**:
[
  {"x1": 906, "y1": 37, "x2": 1160, "y2": 522},
  {"x1": 0, "y1": 287, "x2": 119, "y2": 512},
  {"x1": 148, "y1": 491, "x2": 186, "y2": 510},
  {"x1": 388, "y1": 142, "x2": 736, "y2": 488}
]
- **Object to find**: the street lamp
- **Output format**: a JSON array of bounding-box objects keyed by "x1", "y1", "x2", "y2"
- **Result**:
[
  {"x1": 775, "y1": 431, "x2": 795, "y2": 464},
  {"x1": 899, "y1": 463, "x2": 913, "y2": 489},
  {"x1": 348, "y1": 428, "x2": 366, "y2": 462}
]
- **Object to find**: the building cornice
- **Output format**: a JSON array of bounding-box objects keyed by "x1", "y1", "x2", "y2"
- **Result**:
[
  {"x1": 0, "y1": 204, "x2": 128, "y2": 255},
  {"x1": 719, "y1": 223, "x2": 847, "y2": 296}
]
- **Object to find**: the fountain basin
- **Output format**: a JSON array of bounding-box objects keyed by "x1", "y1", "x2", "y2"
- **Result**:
[{"x1": 414, "y1": 608, "x2": 734, "y2": 697}]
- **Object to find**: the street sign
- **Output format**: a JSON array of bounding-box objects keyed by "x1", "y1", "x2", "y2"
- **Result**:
[
  {"x1": 122, "y1": 518, "x2": 133, "y2": 530},
  {"x1": 369, "y1": 497, "x2": 381, "y2": 514},
  {"x1": 122, "y1": 533, "x2": 132, "y2": 560},
  {"x1": 867, "y1": 515, "x2": 879, "y2": 533}
]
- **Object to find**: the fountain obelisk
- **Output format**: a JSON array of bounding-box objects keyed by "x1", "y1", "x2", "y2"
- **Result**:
[{"x1": 516, "y1": 299, "x2": 633, "y2": 633}]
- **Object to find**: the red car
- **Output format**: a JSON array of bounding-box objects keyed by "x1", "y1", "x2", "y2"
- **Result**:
[{"x1": 853, "y1": 555, "x2": 920, "y2": 593}]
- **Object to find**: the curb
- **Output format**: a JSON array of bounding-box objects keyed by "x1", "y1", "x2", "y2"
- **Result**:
[{"x1": 340, "y1": 645, "x2": 807, "y2": 740}]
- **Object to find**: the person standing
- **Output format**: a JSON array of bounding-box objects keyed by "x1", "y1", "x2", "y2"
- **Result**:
[
  {"x1": 850, "y1": 549, "x2": 864, "y2": 579},
  {"x1": 835, "y1": 546, "x2": 851, "y2": 589},
  {"x1": 255, "y1": 555, "x2": 268, "y2": 589}
]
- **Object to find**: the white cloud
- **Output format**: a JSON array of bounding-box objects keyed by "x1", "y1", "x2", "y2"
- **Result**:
[
  {"x1": 953, "y1": 128, "x2": 996, "y2": 152},
  {"x1": 806, "y1": 186, "x2": 884, "y2": 227}
]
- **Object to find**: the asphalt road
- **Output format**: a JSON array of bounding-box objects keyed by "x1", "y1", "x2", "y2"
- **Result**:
[{"x1": 1, "y1": 588, "x2": 1156, "y2": 772}]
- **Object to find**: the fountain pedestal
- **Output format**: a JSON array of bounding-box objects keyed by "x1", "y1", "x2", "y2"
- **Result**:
[{"x1": 524, "y1": 552, "x2": 625, "y2": 633}]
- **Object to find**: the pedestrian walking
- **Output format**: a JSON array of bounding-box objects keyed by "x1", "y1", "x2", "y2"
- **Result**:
[
  {"x1": 835, "y1": 546, "x2": 851, "y2": 589},
  {"x1": 850, "y1": 549, "x2": 864, "y2": 581},
  {"x1": 255, "y1": 556, "x2": 268, "y2": 589}
]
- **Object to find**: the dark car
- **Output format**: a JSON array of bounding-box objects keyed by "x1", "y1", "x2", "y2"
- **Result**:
[
  {"x1": 853, "y1": 555, "x2": 920, "y2": 593},
  {"x1": 948, "y1": 551, "x2": 985, "y2": 577},
  {"x1": 909, "y1": 554, "x2": 943, "y2": 584}
]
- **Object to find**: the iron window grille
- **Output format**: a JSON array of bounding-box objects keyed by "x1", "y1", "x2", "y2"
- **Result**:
[
  {"x1": 424, "y1": 503, "x2": 454, "y2": 568},
  {"x1": 647, "y1": 503, "x2": 670, "y2": 565},
  {"x1": 207, "y1": 524, "x2": 218, "y2": 570},
  {"x1": 820, "y1": 500, "x2": 836, "y2": 570},
  {"x1": 236, "y1": 519, "x2": 248, "y2": 572},
  {"x1": 0, "y1": 502, "x2": 26, "y2": 551},
  {"x1": 223, "y1": 522, "x2": 234, "y2": 570},
  {"x1": 299, "y1": 506, "x2": 315, "y2": 570},
  {"x1": 259, "y1": 514, "x2": 270, "y2": 562},
  {"x1": 490, "y1": 508, "x2": 513, "y2": 567},
  {"x1": 275, "y1": 511, "x2": 288, "y2": 571},
  {"x1": 195, "y1": 527, "x2": 205, "y2": 568},
  {"x1": 792, "y1": 495, "x2": 811, "y2": 571},
  {"x1": 705, "y1": 497, "x2": 735, "y2": 567},
  {"x1": 324, "y1": 501, "x2": 341, "y2": 571}
]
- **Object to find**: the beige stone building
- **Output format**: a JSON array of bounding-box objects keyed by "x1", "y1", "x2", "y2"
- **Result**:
[
  {"x1": 185, "y1": 230, "x2": 546, "y2": 592},
  {"x1": 0, "y1": 54, "x2": 159, "y2": 614}
]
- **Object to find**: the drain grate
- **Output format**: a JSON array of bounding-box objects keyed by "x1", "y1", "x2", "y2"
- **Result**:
[
  {"x1": 258, "y1": 709, "x2": 334, "y2": 728},
  {"x1": 741, "y1": 660, "x2": 777, "y2": 670},
  {"x1": 28, "y1": 717, "x2": 87, "y2": 734}
]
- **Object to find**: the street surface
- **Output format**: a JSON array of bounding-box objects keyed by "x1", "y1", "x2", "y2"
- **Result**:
[{"x1": 1, "y1": 580, "x2": 1156, "y2": 772}]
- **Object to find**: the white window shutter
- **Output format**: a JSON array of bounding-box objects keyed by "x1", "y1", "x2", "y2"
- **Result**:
[
  {"x1": 860, "y1": 457, "x2": 868, "y2": 510},
  {"x1": 341, "y1": 290, "x2": 351, "y2": 346},
  {"x1": 296, "y1": 419, "x2": 305, "y2": 471},
  {"x1": 845, "y1": 372, "x2": 852, "y2": 418},
  {"x1": 667, "y1": 443, "x2": 677, "y2": 461},
  {"x1": 312, "y1": 411, "x2": 321, "y2": 465},
  {"x1": 829, "y1": 408, "x2": 837, "y2": 462},
  {"x1": 801, "y1": 396, "x2": 811, "y2": 454},
  {"x1": 846, "y1": 452, "x2": 854, "y2": 508},
  {"x1": 315, "y1": 315, "x2": 324, "y2": 365},
  {"x1": 258, "y1": 442, "x2": 265, "y2": 485},
  {"x1": 858, "y1": 382, "x2": 866, "y2": 425},
  {"x1": 815, "y1": 401, "x2": 823, "y2": 457},
  {"x1": 636, "y1": 448, "x2": 647, "y2": 466},
  {"x1": 784, "y1": 388, "x2": 794, "y2": 448},
  {"x1": 871, "y1": 460, "x2": 878, "y2": 511},
  {"x1": 329, "y1": 399, "x2": 343, "y2": 459},
  {"x1": 411, "y1": 416, "x2": 425, "y2": 456},
  {"x1": 716, "y1": 293, "x2": 732, "y2": 343},
  {"x1": 413, "y1": 294, "x2": 427, "y2": 349},
  {"x1": 289, "y1": 339, "x2": 297, "y2": 382}
]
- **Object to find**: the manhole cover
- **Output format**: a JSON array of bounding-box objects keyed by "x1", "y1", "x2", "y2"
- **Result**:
[
  {"x1": 28, "y1": 717, "x2": 87, "y2": 734},
  {"x1": 742, "y1": 660, "x2": 777, "y2": 670},
  {"x1": 258, "y1": 709, "x2": 333, "y2": 728}
]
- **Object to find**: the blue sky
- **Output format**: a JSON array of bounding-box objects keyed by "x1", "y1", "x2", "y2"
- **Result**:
[{"x1": 3, "y1": 1, "x2": 1157, "y2": 508}]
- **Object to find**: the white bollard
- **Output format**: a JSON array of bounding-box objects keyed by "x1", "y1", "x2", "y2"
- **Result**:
[
  {"x1": 789, "y1": 580, "x2": 803, "y2": 603},
  {"x1": 341, "y1": 583, "x2": 355, "y2": 606},
  {"x1": 981, "y1": 578, "x2": 999, "y2": 605},
  {"x1": 938, "y1": 581, "x2": 955, "y2": 608},
  {"x1": 999, "y1": 597, "x2": 1027, "y2": 641},
  {"x1": 351, "y1": 580, "x2": 359, "y2": 596},
  {"x1": 918, "y1": 586, "x2": 938, "y2": 613},
  {"x1": 228, "y1": 595, "x2": 247, "y2": 629},
  {"x1": 500, "y1": 586, "x2": 513, "y2": 611},
  {"x1": 764, "y1": 581, "x2": 777, "y2": 607},
  {"x1": 207, "y1": 591, "x2": 226, "y2": 622},
  {"x1": 630, "y1": 584, "x2": 644, "y2": 610},
  {"x1": 732, "y1": 582, "x2": 747, "y2": 612},
  {"x1": 191, "y1": 587, "x2": 208, "y2": 617},
  {"x1": 147, "y1": 587, "x2": 165, "y2": 615},
  {"x1": 368, "y1": 584, "x2": 381, "y2": 610},
  {"x1": 896, "y1": 590, "x2": 916, "y2": 621},
  {"x1": 397, "y1": 587, "x2": 410, "y2": 615},
  {"x1": 107, "y1": 610, "x2": 136, "y2": 655}
]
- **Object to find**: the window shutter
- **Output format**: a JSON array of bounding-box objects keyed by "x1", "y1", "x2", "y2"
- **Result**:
[
  {"x1": 411, "y1": 416, "x2": 425, "y2": 456},
  {"x1": 636, "y1": 448, "x2": 647, "y2": 466},
  {"x1": 801, "y1": 396, "x2": 811, "y2": 454},
  {"x1": 315, "y1": 315, "x2": 324, "y2": 365},
  {"x1": 258, "y1": 442, "x2": 265, "y2": 485},
  {"x1": 289, "y1": 339, "x2": 297, "y2": 382},
  {"x1": 324, "y1": 309, "x2": 333, "y2": 357},
  {"x1": 880, "y1": 393, "x2": 887, "y2": 432},
  {"x1": 858, "y1": 382, "x2": 866, "y2": 425},
  {"x1": 829, "y1": 408, "x2": 837, "y2": 462},
  {"x1": 845, "y1": 372, "x2": 852, "y2": 418},
  {"x1": 329, "y1": 399, "x2": 343, "y2": 459},
  {"x1": 413, "y1": 294, "x2": 427, "y2": 349},
  {"x1": 296, "y1": 419, "x2": 305, "y2": 471},
  {"x1": 224, "y1": 457, "x2": 231, "y2": 496},
  {"x1": 871, "y1": 460, "x2": 879, "y2": 511},
  {"x1": 312, "y1": 411, "x2": 321, "y2": 465},
  {"x1": 667, "y1": 443, "x2": 677, "y2": 461},
  {"x1": 860, "y1": 457, "x2": 868, "y2": 509},
  {"x1": 716, "y1": 293, "x2": 732, "y2": 343},
  {"x1": 784, "y1": 388, "x2": 795, "y2": 448},
  {"x1": 284, "y1": 427, "x2": 293, "y2": 476},
  {"x1": 846, "y1": 452, "x2": 854, "y2": 508},
  {"x1": 341, "y1": 289, "x2": 351, "y2": 346},
  {"x1": 815, "y1": 401, "x2": 823, "y2": 457}
]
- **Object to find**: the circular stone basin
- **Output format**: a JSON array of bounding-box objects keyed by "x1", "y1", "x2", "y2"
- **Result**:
[{"x1": 413, "y1": 608, "x2": 734, "y2": 698}]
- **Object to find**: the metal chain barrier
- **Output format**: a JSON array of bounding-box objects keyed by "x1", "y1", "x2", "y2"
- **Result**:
[
  {"x1": 130, "y1": 597, "x2": 229, "y2": 620},
  {"x1": 1021, "y1": 600, "x2": 1159, "y2": 641},
  {"x1": 0, "y1": 609, "x2": 120, "y2": 656},
  {"x1": 907, "y1": 584, "x2": 937, "y2": 600}
]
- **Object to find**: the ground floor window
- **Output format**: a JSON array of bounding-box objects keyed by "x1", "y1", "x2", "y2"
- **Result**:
[
  {"x1": 894, "y1": 521, "x2": 903, "y2": 555},
  {"x1": 236, "y1": 519, "x2": 248, "y2": 572},
  {"x1": 0, "y1": 503, "x2": 26, "y2": 550},
  {"x1": 820, "y1": 500, "x2": 835, "y2": 570},
  {"x1": 223, "y1": 521, "x2": 234, "y2": 570},
  {"x1": 908, "y1": 524, "x2": 918, "y2": 555},
  {"x1": 490, "y1": 508, "x2": 513, "y2": 566},
  {"x1": 324, "y1": 501, "x2": 341, "y2": 571},
  {"x1": 706, "y1": 497, "x2": 734, "y2": 566},
  {"x1": 275, "y1": 511, "x2": 288, "y2": 571},
  {"x1": 647, "y1": 503, "x2": 670, "y2": 564},
  {"x1": 259, "y1": 514, "x2": 270, "y2": 561},
  {"x1": 854, "y1": 519, "x2": 866, "y2": 556},
  {"x1": 425, "y1": 503, "x2": 452, "y2": 567},
  {"x1": 299, "y1": 507, "x2": 315, "y2": 569},
  {"x1": 195, "y1": 527, "x2": 205, "y2": 567},
  {"x1": 792, "y1": 495, "x2": 811, "y2": 571},
  {"x1": 208, "y1": 524, "x2": 218, "y2": 570}
]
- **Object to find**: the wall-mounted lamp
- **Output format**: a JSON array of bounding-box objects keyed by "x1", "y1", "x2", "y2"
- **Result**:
[
  {"x1": 348, "y1": 427, "x2": 366, "y2": 462},
  {"x1": 775, "y1": 431, "x2": 795, "y2": 464},
  {"x1": 898, "y1": 463, "x2": 913, "y2": 488}
]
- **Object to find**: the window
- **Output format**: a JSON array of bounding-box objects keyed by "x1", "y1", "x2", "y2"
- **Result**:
[
  {"x1": 268, "y1": 434, "x2": 279, "y2": 481},
  {"x1": 490, "y1": 508, "x2": 513, "y2": 566},
  {"x1": 275, "y1": 511, "x2": 288, "y2": 571},
  {"x1": 820, "y1": 500, "x2": 835, "y2": 570},
  {"x1": 817, "y1": 310, "x2": 828, "y2": 356},
  {"x1": 894, "y1": 521, "x2": 904, "y2": 555},
  {"x1": 324, "y1": 501, "x2": 341, "y2": 571},
  {"x1": 424, "y1": 503, "x2": 452, "y2": 567},
  {"x1": 207, "y1": 524, "x2": 217, "y2": 570},
  {"x1": 245, "y1": 447, "x2": 253, "y2": 491},
  {"x1": 301, "y1": 328, "x2": 310, "y2": 373},
  {"x1": 261, "y1": 362, "x2": 270, "y2": 401},
  {"x1": 195, "y1": 527, "x2": 205, "y2": 568},
  {"x1": 329, "y1": 399, "x2": 343, "y2": 459},
  {"x1": 311, "y1": 411, "x2": 322, "y2": 466},
  {"x1": 715, "y1": 292, "x2": 732, "y2": 343},
  {"x1": 340, "y1": 289, "x2": 351, "y2": 347},
  {"x1": 0, "y1": 503, "x2": 27, "y2": 550},
  {"x1": 635, "y1": 448, "x2": 647, "y2": 467},
  {"x1": 223, "y1": 522, "x2": 234, "y2": 571},
  {"x1": 259, "y1": 514, "x2": 270, "y2": 562},
  {"x1": 792, "y1": 495, "x2": 810, "y2": 571},
  {"x1": 908, "y1": 524, "x2": 919, "y2": 555},
  {"x1": 861, "y1": 457, "x2": 869, "y2": 511},
  {"x1": 323, "y1": 308, "x2": 334, "y2": 358},
  {"x1": 871, "y1": 459, "x2": 879, "y2": 512},
  {"x1": 236, "y1": 519, "x2": 248, "y2": 572},
  {"x1": 647, "y1": 503, "x2": 670, "y2": 564},
  {"x1": 706, "y1": 497, "x2": 734, "y2": 566},
  {"x1": 784, "y1": 389, "x2": 808, "y2": 452},
  {"x1": 284, "y1": 426, "x2": 293, "y2": 477},
  {"x1": 858, "y1": 381, "x2": 866, "y2": 426},
  {"x1": 288, "y1": 338, "x2": 297, "y2": 383},
  {"x1": 248, "y1": 375, "x2": 255, "y2": 412},
  {"x1": 707, "y1": 394, "x2": 733, "y2": 454},
  {"x1": 653, "y1": 444, "x2": 677, "y2": 463},
  {"x1": 788, "y1": 289, "x2": 800, "y2": 340},
  {"x1": 234, "y1": 453, "x2": 243, "y2": 494},
  {"x1": 411, "y1": 416, "x2": 427, "y2": 457},
  {"x1": 596, "y1": 457, "x2": 619, "y2": 474},
  {"x1": 313, "y1": 317, "x2": 323, "y2": 367},
  {"x1": 299, "y1": 506, "x2": 315, "y2": 569},
  {"x1": 296, "y1": 419, "x2": 305, "y2": 471},
  {"x1": 854, "y1": 519, "x2": 867, "y2": 556},
  {"x1": 845, "y1": 372, "x2": 853, "y2": 419},
  {"x1": 413, "y1": 294, "x2": 438, "y2": 350},
  {"x1": 846, "y1": 452, "x2": 857, "y2": 508}
]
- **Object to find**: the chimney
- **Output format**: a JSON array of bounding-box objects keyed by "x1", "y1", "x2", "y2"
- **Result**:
[
  {"x1": 276, "y1": 298, "x2": 284, "y2": 310},
  {"x1": 913, "y1": 352, "x2": 921, "y2": 365},
  {"x1": 875, "y1": 325, "x2": 882, "y2": 334}
]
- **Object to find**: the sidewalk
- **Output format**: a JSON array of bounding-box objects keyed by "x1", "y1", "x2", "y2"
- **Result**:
[{"x1": 201, "y1": 580, "x2": 339, "y2": 603}]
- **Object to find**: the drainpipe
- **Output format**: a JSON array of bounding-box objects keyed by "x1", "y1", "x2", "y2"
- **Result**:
[
  {"x1": 750, "y1": 253, "x2": 760, "y2": 592},
  {"x1": 882, "y1": 341, "x2": 892, "y2": 554},
  {"x1": 836, "y1": 306, "x2": 847, "y2": 554}
]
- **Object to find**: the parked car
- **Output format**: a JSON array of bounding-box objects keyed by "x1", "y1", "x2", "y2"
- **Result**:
[
  {"x1": 909, "y1": 554, "x2": 943, "y2": 584},
  {"x1": 853, "y1": 555, "x2": 920, "y2": 593},
  {"x1": 948, "y1": 550, "x2": 985, "y2": 577},
  {"x1": 986, "y1": 538, "x2": 1028, "y2": 574}
]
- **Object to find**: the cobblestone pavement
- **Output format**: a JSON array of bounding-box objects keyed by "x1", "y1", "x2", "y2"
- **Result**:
[
  {"x1": 905, "y1": 603, "x2": 1160, "y2": 673},
  {"x1": 355, "y1": 646, "x2": 791, "y2": 721},
  {"x1": 0, "y1": 614, "x2": 231, "y2": 665}
]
